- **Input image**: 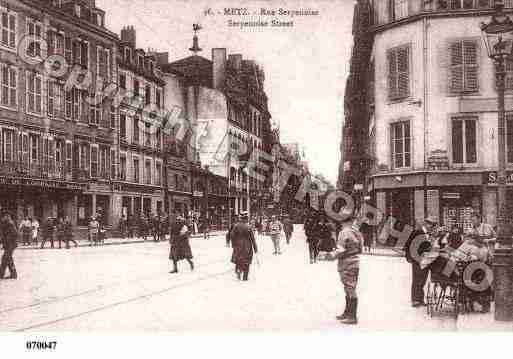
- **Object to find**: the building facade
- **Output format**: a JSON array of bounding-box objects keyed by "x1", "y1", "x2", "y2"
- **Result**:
[
  {"x1": 364, "y1": 0, "x2": 513, "y2": 231},
  {"x1": 161, "y1": 40, "x2": 273, "y2": 221},
  {"x1": 0, "y1": 0, "x2": 118, "y2": 226},
  {"x1": 115, "y1": 26, "x2": 166, "y2": 222}
]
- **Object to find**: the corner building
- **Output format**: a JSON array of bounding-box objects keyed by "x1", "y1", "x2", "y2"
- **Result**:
[
  {"x1": 368, "y1": 0, "x2": 513, "y2": 231},
  {"x1": 0, "y1": 0, "x2": 117, "y2": 225}
]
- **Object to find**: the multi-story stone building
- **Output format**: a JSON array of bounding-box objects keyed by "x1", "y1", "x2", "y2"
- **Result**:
[
  {"x1": 0, "y1": 0, "x2": 118, "y2": 226},
  {"x1": 159, "y1": 33, "x2": 273, "y2": 221},
  {"x1": 115, "y1": 26, "x2": 166, "y2": 221},
  {"x1": 360, "y1": 0, "x2": 513, "y2": 231}
]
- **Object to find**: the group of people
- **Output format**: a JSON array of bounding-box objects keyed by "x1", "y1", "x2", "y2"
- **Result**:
[
  {"x1": 404, "y1": 213, "x2": 494, "y2": 312},
  {"x1": 304, "y1": 214, "x2": 338, "y2": 264},
  {"x1": 41, "y1": 216, "x2": 79, "y2": 249}
]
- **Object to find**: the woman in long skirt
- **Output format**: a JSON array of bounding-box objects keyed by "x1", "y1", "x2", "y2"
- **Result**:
[{"x1": 169, "y1": 217, "x2": 194, "y2": 273}]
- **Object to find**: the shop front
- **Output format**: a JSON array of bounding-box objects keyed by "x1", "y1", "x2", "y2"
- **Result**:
[
  {"x1": 169, "y1": 191, "x2": 191, "y2": 218},
  {"x1": 0, "y1": 175, "x2": 84, "y2": 224},
  {"x1": 111, "y1": 181, "x2": 165, "y2": 226}
]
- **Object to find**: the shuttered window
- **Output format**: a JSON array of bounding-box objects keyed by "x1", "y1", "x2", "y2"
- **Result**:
[
  {"x1": 452, "y1": 117, "x2": 477, "y2": 164},
  {"x1": 387, "y1": 45, "x2": 410, "y2": 101},
  {"x1": 449, "y1": 40, "x2": 479, "y2": 94}
]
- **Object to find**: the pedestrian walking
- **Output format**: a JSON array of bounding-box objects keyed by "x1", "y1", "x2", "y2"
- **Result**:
[
  {"x1": 317, "y1": 216, "x2": 336, "y2": 253},
  {"x1": 1, "y1": 212, "x2": 18, "y2": 279},
  {"x1": 88, "y1": 216, "x2": 99, "y2": 246},
  {"x1": 31, "y1": 217, "x2": 39, "y2": 245},
  {"x1": 230, "y1": 212, "x2": 258, "y2": 281},
  {"x1": 360, "y1": 221, "x2": 373, "y2": 253},
  {"x1": 56, "y1": 217, "x2": 66, "y2": 249},
  {"x1": 19, "y1": 216, "x2": 32, "y2": 246},
  {"x1": 63, "y1": 216, "x2": 78, "y2": 248},
  {"x1": 403, "y1": 216, "x2": 436, "y2": 307},
  {"x1": 283, "y1": 215, "x2": 294, "y2": 245},
  {"x1": 318, "y1": 215, "x2": 363, "y2": 325},
  {"x1": 40, "y1": 217, "x2": 56, "y2": 249},
  {"x1": 304, "y1": 213, "x2": 320, "y2": 263},
  {"x1": 128, "y1": 214, "x2": 137, "y2": 239},
  {"x1": 269, "y1": 215, "x2": 283, "y2": 255},
  {"x1": 169, "y1": 216, "x2": 194, "y2": 273},
  {"x1": 226, "y1": 220, "x2": 235, "y2": 248}
]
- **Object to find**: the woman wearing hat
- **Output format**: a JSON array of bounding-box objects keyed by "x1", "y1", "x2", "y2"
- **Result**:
[{"x1": 169, "y1": 216, "x2": 194, "y2": 273}]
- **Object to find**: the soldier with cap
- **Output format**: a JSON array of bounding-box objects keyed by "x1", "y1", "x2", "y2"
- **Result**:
[
  {"x1": 318, "y1": 214, "x2": 363, "y2": 325},
  {"x1": 0, "y1": 212, "x2": 18, "y2": 279}
]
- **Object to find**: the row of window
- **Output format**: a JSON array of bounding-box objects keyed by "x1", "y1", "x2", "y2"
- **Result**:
[
  {"x1": 0, "y1": 8, "x2": 112, "y2": 79},
  {"x1": 119, "y1": 113, "x2": 162, "y2": 149},
  {"x1": 121, "y1": 46, "x2": 156, "y2": 75},
  {"x1": 119, "y1": 71, "x2": 163, "y2": 108},
  {"x1": 0, "y1": 128, "x2": 163, "y2": 185},
  {"x1": 0, "y1": 63, "x2": 118, "y2": 127},
  {"x1": 117, "y1": 152, "x2": 162, "y2": 185},
  {"x1": 228, "y1": 105, "x2": 263, "y2": 137},
  {"x1": 386, "y1": 39, "x2": 484, "y2": 101},
  {"x1": 389, "y1": 115, "x2": 513, "y2": 169},
  {"x1": 374, "y1": 0, "x2": 510, "y2": 24}
]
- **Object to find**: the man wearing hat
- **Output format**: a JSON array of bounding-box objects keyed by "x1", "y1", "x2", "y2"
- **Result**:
[
  {"x1": 230, "y1": 212, "x2": 258, "y2": 281},
  {"x1": 404, "y1": 215, "x2": 436, "y2": 307},
  {"x1": 318, "y1": 214, "x2": 363, "y2": 325},
  {"x1": 0, "y1": 212, "x2": 18, "y2": 279},
  {"x1": 282, "y1": 214, "x2": 294, "y2": 245}
]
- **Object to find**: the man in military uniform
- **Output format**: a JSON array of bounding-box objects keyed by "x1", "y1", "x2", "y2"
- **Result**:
[
  {"x1": 318, "y1": 215, "x2": 362, "y2": 325},
  {"x1": 1, "y1": 212, "x2": 18, "y2": 279}
]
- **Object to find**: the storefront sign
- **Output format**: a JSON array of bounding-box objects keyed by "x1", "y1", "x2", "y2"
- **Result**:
[
  {"x1": 193, "y1": 191, "x2": 204, "y2": 197},
  {"x1": 0, "y1": 176, "x2": 83, "y2": 190},
  {"x1": 484, "y1": 171, "x2": 513, "y2": 185},
  {"x1": 442, "y1": 192, "x2": 460, "y2": 199}
]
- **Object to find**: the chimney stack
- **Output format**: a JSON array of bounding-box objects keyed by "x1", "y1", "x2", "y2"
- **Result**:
[
  {"x1": 212, "y1": 48, "x2": 227, "y2": 90},
  {"x1": 121, "y1": 25, "x2": 136, "y2": 48},
  {"x1": 228, "y1": 54, "x2": 242, "y2": 71}
]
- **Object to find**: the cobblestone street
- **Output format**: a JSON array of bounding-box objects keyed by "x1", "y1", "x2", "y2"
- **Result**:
[{"x1": 1, "y1": 226, "x2": 509, "y2": 332}]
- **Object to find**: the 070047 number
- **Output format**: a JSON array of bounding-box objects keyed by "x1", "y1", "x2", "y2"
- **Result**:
[{"x1": 26, "y1": 341, "x2": 57, "y2": 350}]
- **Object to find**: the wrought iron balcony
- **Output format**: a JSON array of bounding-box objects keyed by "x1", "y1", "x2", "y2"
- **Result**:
[{"x1": 0, "y1": 160, "x2": 98, "y2": 183}]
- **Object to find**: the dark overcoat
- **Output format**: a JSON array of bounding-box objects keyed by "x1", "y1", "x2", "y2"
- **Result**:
[
  {"x1": 230, "y1": 222, "x2": 258, "y2": 266},
  {"x1": 169, "y1": 222, "x2": 193, "y2": 261}
]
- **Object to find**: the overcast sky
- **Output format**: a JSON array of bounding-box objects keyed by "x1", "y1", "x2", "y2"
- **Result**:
[{"x1": 98, "y1": 0, "x2": 354, "y2": 185}]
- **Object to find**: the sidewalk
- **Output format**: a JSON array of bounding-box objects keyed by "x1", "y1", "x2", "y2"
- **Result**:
[{"x1": 17, "y1": 230, "x2": 228, "y2": 250}]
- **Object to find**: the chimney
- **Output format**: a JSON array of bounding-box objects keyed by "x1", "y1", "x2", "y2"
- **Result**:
[
  {"x1": 228, "y1": 54, "x2": 242, "y2": 71},
  {"x1": 212, "y1": 48, "x2": 226, "y2": 90},
  {"x1": 148, "y1": 51, "x2": 169, "y2": 66},
  {"x1": 121, "y1": 25, "x2": 136, "y2": 48}
]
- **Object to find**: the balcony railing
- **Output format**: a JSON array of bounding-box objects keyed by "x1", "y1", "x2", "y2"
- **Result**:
[
  {"x1": 0, "y1": 160, "x2": 67, "y2": 180},
  {"x1": 0, "y1": 160, "x2": 101, "y2": 183}
]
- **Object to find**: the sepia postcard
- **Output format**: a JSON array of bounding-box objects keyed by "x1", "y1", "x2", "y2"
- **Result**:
[{"x1": 1, "y1": 0, "x2": 513, "y2": 357}]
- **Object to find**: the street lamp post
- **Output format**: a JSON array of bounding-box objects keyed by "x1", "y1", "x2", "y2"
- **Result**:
[{"x1": 481, "y1": 2, "x2": 513, "y2": 321}]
